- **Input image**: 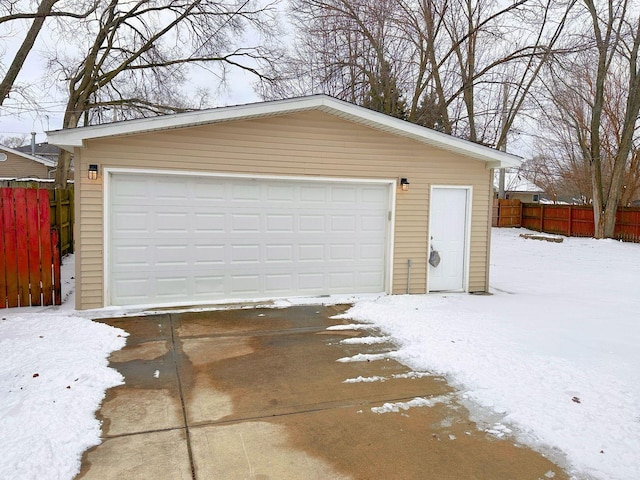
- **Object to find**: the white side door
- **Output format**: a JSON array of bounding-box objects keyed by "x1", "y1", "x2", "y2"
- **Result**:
[{"x1": 428, "y1": 187, "x2": 470, "y2": 292}]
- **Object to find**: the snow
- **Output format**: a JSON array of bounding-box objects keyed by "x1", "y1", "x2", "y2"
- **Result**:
[
  {"x1": 340, "y1": 336, "x2": 392, "y2": 345},
  {"x1": 0, "y1": 255, "x2": 127, "y2": 480},
  {"x1": 343, "y1": 375, "x2": 386, "y2": 383},
  {"x1": 371, "y1": 395, "x2": 450, "y2": 414},
  {"x1": 333, "y1": 228, "x2": 640, "y2": 480},
  {"x1": 3, "y1": 228, "x2": 640, "y2": 479}
]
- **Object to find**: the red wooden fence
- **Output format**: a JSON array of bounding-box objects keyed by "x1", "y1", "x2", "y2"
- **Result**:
[
  {"x1": 0, "y1": 188, "x2": 61, "y2": 308},
  {"x1": 494, "y1": 200, "x2": 640, "y2": 243}
]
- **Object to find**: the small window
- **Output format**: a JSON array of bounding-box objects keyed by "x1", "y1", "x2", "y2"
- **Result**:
[
  {"x1": 505, "y1": 193, "x2": 510, "y2": 199},
  {"x1": 533, "y1": 194, "x2": 540, "y2": 202}
]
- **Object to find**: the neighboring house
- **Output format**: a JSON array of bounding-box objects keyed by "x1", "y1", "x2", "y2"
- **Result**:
[
  {"x1": 0, "y1": 145, "x2": 57, "y2": 179},
  {"x1": 48, "y1": 95, "x2": 521, "y2": 310},
  {"x1": 15, "y1": 142, "x2": 61, "y2": 165},
  {"x1": 496, "y1": 167, "x2": 545, "y2": 203},
  {"x1": 13, "y1": 142, "x2": 74, "y2": 181}
]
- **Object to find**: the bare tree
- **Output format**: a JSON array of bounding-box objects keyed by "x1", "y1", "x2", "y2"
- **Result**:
[
  {"x1": 0, "y1": 133, "x2": 28, "y2": 147},
  {"x1": 265, "y1": 0, "x2": 573, "y2": 154},
  {"x1": 0, "y1": 0, "x2": 98, "y2": 105},
  {"x1": 541, "y1": 0, "x2": 640, "y2": 237},
  {"x1": 46, "y1": 0, "x2": 282, "y2": 187}
]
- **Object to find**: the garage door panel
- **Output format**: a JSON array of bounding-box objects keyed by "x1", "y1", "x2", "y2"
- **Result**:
[
  {"x1": 298, "y1": 273, "x2": 324, "y2": 290},
  {"x1": 155, "y1": 212, "x2": 189, "y2": 233},
  {"x1": 265, "y1": 274, "x2": 294, "y2": 293},
  {"x1": 112, "y1": 245, "x2": 149, "y2": 266},
  {"x1": 266, "y1": 245, "x2": 294, "y2": 263},
  {"x1": 194, "y1": 244, "x2": 226, "y2": 264},
  {"x1": 231, "y1": 245, "x2": 260, "y2": 263},
  {"x1": 194, "y1": 213, "x2": 225, "y2": 232},
  {"x1": 114, "y1": 211, "x2": 149, "y2": 233},
  {"x1": 156, "y1": 277, "x2": 189, "y2": 298},
  {"x1": 231, "y1": 214, "x2": 261, "y2": 232},
  {"x1": 266, "y1": 214, "x2": 294, "y2": 232},
  {"x1": 194, "y1": 181, "x2": 226, "y2": 200},
  {"x1": 231, "y1": 275, "x2": 260, "y2": 294},
  {"x1": 331, "y1": 215, "x2": 356, "y2": 232},
  {"x1": 362, "y1": 186, "x2": 389, "y2": 202},
  {"x1": 232, "y1": 183, "x2": 260, "y2": 200},
  {"x1": 108, "y1": 173, "x2": 390, "y2": 306},
  {"x1": 156, "y1": 181, "x2": 189, "y2": 200},
  {"x1": 194, "y1": 275, "x2": 225, "y2": 295},
  {"x1": 329, "y1": 272, "x2": 355, "y2": 289},
  {"x1": 154, "y1": 245, "x2": 189, "y2": 266},
  {"x1": 331, "y1": 187, "x2": 357, "y2": 203},
  {"x1": 299, "y1": 215, "x2": 325, "y2": 232}
]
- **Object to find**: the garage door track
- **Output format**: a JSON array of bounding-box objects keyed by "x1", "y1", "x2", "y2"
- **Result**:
[{"x1": 78, "y1": 305, "x2": 568, "y2": 479}]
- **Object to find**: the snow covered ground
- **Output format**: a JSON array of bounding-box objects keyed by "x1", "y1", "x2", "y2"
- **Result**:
[
  {"x1": 0, "y1": 256, "x2": 127, "y2": 480},
  {"x1": 333, "y1": 228, "x2": 640, "y2": 480},
  {"x1": 2, "y1": 229, "x2": 639, "y2": 480}
]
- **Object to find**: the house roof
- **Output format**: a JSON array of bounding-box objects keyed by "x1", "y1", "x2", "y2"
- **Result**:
[
  {"x1": 15, "y1": 142, "x2": 61, "y2": 159},
  {"x1": 495, "y1": 167, "x2": 544, "y2": 193},
  {"x1": 0, "y1": 145, "x2": 57, "y2": 168},
  {"x1": 46, "y1": 95, "x2": 521, "y2": 169}
]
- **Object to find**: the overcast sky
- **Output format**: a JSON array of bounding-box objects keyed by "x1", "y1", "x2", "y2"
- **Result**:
[{"x1": 0, "y1": 21, "x2": 263, "y2": 145}]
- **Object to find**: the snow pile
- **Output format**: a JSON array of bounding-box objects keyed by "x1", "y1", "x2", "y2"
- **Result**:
[
  {"x1": 336, "y1": 352, "x2": 393, "y2": 363},
  {"x1": 0, "y1": 254, "x2": 127, "y2": 480},
  {"x1": 340, "y1": 336, "x2": 391, "y2": 345},
  {"x1": 335, "y1": 228, "x2": 640, "y2": 480},
  {"x1": 0, "y1": 313, "x2": 126, "y2": 479},
  {"x1": 371, "y1": 395, "x2": 450, "y2": 414},
  {"x1": 343, "y1": 375, "x2": 386, "y2": 383}
]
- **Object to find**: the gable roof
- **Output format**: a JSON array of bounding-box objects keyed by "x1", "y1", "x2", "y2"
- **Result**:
[
  {"x1": 46, "y1": 95, "x2": 521, "y2": 169},
  {"x1": 0, "y1": 145, "x2": 57, "y2": 168},
  {"x1": 500, "y1": 167, "x2": 544, "y2": 193},
  {"x1": 14, "y1": 142, "x2": 60, "y2": 160}
]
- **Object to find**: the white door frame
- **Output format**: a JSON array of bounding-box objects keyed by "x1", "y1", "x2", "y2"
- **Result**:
[
  {"x1": 427, "y1": 185, "x2": 473, "y2": 293},
  {"x1": 103, "y1": 167, "x2": 397, "y2": 307}
]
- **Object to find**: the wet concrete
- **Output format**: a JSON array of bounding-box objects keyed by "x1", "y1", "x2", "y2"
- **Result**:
[{"x1": 77, "y1": 305, "x2": 569, "y2": 480}]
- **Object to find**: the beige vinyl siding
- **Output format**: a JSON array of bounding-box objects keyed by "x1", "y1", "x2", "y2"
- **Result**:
[
  {"x1": 76, "y1": 110, "x2": 492, "y2": 309},
  {"x1": 0, "y1": 152, "x2": 50, "y2": 179}
]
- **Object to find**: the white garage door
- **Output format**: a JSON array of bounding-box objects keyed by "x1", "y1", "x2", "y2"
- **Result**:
[{"x1": 107, "y1": 172, "x2": 391, "y2": 306}]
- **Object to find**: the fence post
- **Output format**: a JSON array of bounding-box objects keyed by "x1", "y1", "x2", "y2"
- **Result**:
[
  {"x1": 518, "y1": 201, "x2": 523, "y2": 227},
  {"x1": 568, "y1": 205, "x2": 573, "y2": 237},
  {"x1": 540, "y1": 204, "x2": 544, "y2": 232}
]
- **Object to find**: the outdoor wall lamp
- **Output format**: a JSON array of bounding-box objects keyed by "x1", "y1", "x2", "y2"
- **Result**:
[
  {"x1": 88, "y1": 164, "x2": 99, "y2": 180},
  {"x1": 399, "y1": 177, "x2": 410, "y2": 191}
]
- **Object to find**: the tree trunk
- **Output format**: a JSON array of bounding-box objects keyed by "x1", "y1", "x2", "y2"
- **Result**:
[
  {"x1": 0, "y1": 0, "x2": 57, "y2": 105},
  {"x1": 591, "y1": 161, "x2": 605, "y2": 238}
]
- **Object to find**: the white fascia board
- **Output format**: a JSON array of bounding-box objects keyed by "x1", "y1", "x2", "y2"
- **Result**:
[
  {"x1": 46, "y1": 95, "x2": 522, "y2": 168},
  {"x1": 0, "y1": 145, "x2": 57, "y2": 167}
]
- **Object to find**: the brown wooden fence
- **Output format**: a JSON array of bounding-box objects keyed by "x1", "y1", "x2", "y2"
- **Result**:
[
  {"x1": 493, "y1": 199, "x2": 523, "y2": 227},
  {"x1": 493, "y1": 199, "x2": 640, "y2": 243},
  {"x1": 50, "y1": 188, "x2": 74, "y2": 257},
  {"x1": 0, "y1": 188, "x2": 62, "y2": 308}
]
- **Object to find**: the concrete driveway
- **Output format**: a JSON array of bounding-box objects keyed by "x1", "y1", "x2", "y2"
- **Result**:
[{"x1": 78, "y1": 304, "x2": 567, "y2": 479}]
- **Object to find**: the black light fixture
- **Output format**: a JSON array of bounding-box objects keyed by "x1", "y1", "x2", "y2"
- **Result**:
[
  {"x1": 88, "y1": 164, "x2": 99, "y2": 180},
  {"x1": 399, "y1": 177, "x2": 410, "y2": 191}
]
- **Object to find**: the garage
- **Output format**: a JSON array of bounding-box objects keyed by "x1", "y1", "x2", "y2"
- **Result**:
[
  {"x1": 107, "y1": 171, "x2": 392, "y2": 306},
  {"x1": 47, "y1": 95, "x2": 521, "y2": 310}
]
